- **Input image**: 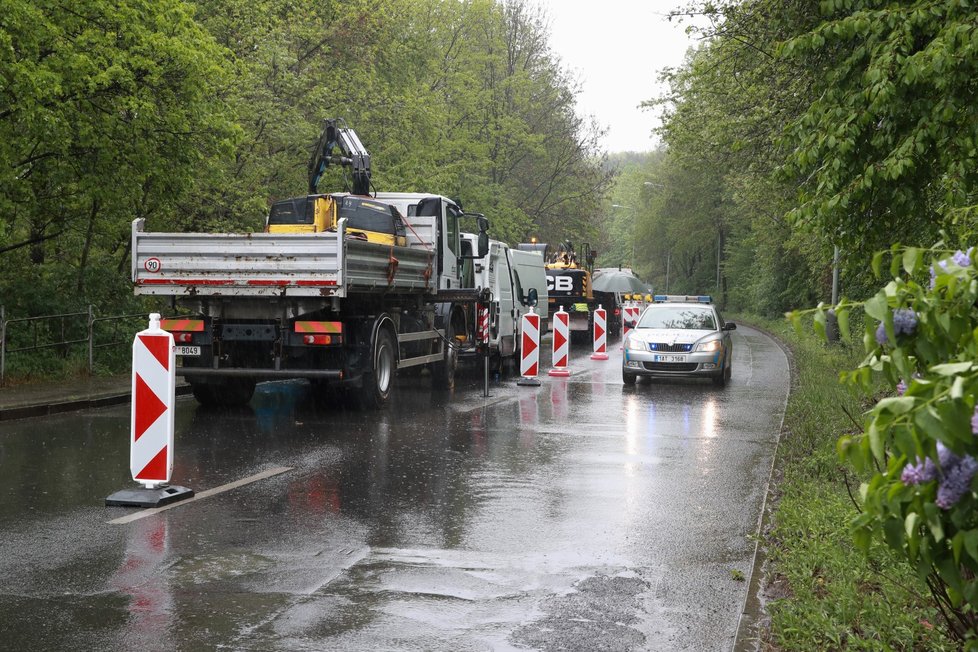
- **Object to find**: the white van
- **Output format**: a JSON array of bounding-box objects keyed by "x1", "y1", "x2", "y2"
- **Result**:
[{"x1": 461, "y1": 234, "x2": 548, "y2": 369}]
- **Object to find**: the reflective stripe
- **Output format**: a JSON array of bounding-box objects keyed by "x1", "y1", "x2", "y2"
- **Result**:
[
  {"x1": 160, "y1": 318, "x2": 204, "y2": 332},
  {"x1": 295, "y1": 321, "x2": 344, "y2": 334}
]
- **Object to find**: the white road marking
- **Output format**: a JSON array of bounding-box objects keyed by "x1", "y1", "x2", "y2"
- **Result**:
[{"x1": 107, "y1": 466, "x2": 293, "y2": 525}]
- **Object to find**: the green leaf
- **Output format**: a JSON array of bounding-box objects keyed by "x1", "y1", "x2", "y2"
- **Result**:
[
  {"x1": 868, "y1": 421, "x2": 884, "y2": 464},
  {"x1": 924, "y1": 502, "x2": 945, "y2": 543},
  {"x1": 872, "y1": 251, "x2": 884, "y2": 278},
  {"x1": 931, "y1": 362, "x2": 974, "y2": 376},
  {"x1": 964, "y1": 530, "x2": 978, "y2": 563},
  {"x1": 837, "y1": 307, "x2": 851, "y2": 342},
  {"x1": 903, "y1": 247, "x2": 921, "y2": 275},
  {"x1": 876, "y1": 396, "x2": 916, "y2": 415},
  {"x1": 864, "y1": 291, "x2": 888, "y2": 321},
  {"x1": 905, "y1": 512, "x2": 920, "y2": 539},
  {"x1": 813, "y1": 306, "x2": 827, "y2": 341}
]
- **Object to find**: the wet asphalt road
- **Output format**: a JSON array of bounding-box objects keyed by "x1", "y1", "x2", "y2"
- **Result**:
[{"x1": 0, "y1": 325, "x2": 788, "y2": 651}]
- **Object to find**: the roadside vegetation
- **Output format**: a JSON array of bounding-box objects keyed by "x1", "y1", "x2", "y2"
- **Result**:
[{"x1": 746, "y1": 315, "x2": 954, "y2": 649}]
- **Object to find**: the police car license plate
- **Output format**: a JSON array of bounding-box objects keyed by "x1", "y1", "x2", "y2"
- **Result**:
[
  {"x1": 654, "y1": 354, "x2": 686, "y2": 363},
  {"x1": 175, "y1": 346, "x2": 200, "y2": 357}
]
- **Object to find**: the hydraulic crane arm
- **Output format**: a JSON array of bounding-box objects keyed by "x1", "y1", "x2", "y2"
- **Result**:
[{"x1": 307, "y1": 118, "x2": 372, "y2": 196}]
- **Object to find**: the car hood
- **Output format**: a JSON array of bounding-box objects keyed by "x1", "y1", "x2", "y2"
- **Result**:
[{"x1": 631, "y1": 328, "x2": 715, "y2": 344}]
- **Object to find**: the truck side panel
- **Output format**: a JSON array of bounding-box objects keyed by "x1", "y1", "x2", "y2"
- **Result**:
[{"x1": 132, "y1": 217, "x2": 437, "y2": 298}]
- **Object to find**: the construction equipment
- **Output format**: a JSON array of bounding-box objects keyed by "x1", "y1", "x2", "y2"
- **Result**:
[
  {"x1": 132, "y1": 118, "x2": 489, "y2": 408},
  {"x1": 517, "y1": 240, "x2": 621, "y2": 341}
]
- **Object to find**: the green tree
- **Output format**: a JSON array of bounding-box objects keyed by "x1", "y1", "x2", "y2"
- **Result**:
[{"x1": 0, "y1": 0, "x2": 234, "y2": 310}]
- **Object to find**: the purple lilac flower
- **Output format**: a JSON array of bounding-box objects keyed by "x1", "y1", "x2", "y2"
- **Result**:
[
  {"x1": 892, "y1": 308, "x2": 918, "y2": 335},
  {"x1": 875, "y1": 321, "x2": 888, "y2": 346},
  {"x1": 930, "y1": 249, "x2": 974, "y2": 288},
  {"x1": 896, "y1": 379, "x2": 907, "y2": 396},
  {"x1": 972, "y1": 405, "x2": 978, "y2": 435},
  {"x1": 936, "y1": 455, "x2": 978, "y2": 510},
  {"x1": 937, "y1": 441, "x2": 960, "y2": 470},
  {"x1": 902, "y1": 457, "x2": 938, "y2": 485},
  {"x1": 953, "y1": 248, "x2": 973, "y2": 267}
]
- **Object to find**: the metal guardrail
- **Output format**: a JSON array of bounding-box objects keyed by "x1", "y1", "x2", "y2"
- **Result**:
[{"x1": 0, "y1": 305, "x2": 151, "y2": 386}]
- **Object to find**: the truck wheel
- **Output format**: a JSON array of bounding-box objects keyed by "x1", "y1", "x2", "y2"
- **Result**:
[
  {"x1": 358, "y1": 328, "x2": 395, "y2": 408},
  {"x1": 432, "y1": 320, "x2": 458, "y2": 390}
]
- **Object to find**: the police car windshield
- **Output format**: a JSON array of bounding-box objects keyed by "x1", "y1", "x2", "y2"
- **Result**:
[{"x1": 639, "y1": 305, "x2": 716, "y2": 330}]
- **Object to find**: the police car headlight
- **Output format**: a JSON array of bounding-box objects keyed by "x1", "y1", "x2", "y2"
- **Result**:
[
  {"x1": 626, "y1": 336, "x2": 646, "y2": 351},
  {"x1": 694, "y1": 339, "x2": 722, "y2": 352}
]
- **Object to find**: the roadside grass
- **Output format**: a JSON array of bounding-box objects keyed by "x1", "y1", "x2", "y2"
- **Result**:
[{"x1": 739, "y1": 315, "x2": 955, "y2": 651}]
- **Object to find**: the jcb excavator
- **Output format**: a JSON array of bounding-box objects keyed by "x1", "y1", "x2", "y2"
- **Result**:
[
  {"x1": 517, "y1": 239, "x2": 621, "y2": 341},
  {"x1": 265, "y1": 118, "x2": 406, "y2": 246}
]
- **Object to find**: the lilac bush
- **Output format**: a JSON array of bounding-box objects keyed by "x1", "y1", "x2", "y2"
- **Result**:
[{"x1": 796, "y1": 245, "x2": 978, "y2": 638}]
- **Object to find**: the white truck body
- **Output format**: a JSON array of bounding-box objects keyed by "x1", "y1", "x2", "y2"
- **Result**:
[{"x1": 462, "y1": 234, "x2": 548, "y2": 363}]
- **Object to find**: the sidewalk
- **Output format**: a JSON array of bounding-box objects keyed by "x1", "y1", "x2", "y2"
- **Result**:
[{"x1": 0, "y1": 374, "x2": 188, "y2": 422}]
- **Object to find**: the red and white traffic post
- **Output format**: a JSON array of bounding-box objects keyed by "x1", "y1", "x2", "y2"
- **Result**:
[
  {"x1": 106, "y1": 313, "x2": 194, "y2": 508},
  {"x1": 591, "y1": 305, "x2": 609, "y2": 360},
  {"x1": 479, "y1": 303, "x2": 491, "y2": 396},
  {"x1": 548, "y1": 306, "x2": 571, "y2": 377},
  {"x1": 517, "y1": 307, "x2": 541, "y2": 387}
]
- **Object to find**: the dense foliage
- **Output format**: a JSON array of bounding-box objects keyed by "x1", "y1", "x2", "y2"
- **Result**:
[
  {"x1": 628, "y1": 0, "x2": 978, "y2": 314},
  {"x1": 0, "y1": 0, "x2": 612, "y2": 318}
]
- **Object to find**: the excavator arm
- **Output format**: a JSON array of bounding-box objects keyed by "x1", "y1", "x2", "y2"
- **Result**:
[{"x1": 308, "y1": 118, "x2": 372, "y2": 196}]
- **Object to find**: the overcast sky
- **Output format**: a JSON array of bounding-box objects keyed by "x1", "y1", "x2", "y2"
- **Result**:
[{"x1": 536, "y1": 0, "x2": 705, "y2": 153}]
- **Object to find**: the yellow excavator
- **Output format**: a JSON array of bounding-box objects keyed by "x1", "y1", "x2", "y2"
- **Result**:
[{"x1": 264, "y1": 118, "x2": 407, "y2": 246}]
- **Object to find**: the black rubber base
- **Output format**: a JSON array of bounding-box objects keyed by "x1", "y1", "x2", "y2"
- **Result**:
[
  {"x1": 105, "y1": 485, "x2": 194, "y2": 508},
  {"x1": 516, "y1": 377, "x2": 542, "y2": 387}
]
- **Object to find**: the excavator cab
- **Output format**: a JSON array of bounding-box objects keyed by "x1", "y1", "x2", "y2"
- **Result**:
[{"x1": 265, "y1": 194, "x2": 407, "y2": 246}]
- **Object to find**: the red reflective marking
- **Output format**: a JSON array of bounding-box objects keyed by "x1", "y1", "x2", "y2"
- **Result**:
[
  {"x1": 139, "y1": 279, "x2": 337, "y2": 287},
  {"x1": 554, "y1": 328, "x2": 567, "y2": 352},
  {"x1": 556, "y1": 355, "x2": 567, "y2": 367},
  {"x1": 134, "y1": 374, "x2": 166, "y2": 442},
  {"x1": 135, "y1": 445, "x2": 168, "y2": 481},
  {"x1": 522, "y1": 330, "x2": 537, "y2": 357},
  {"x1": 526, "y1": 363, "x2": 538, "y2": 376},
  {"x1": 140, "y1": 279, "x2": 233, "y2": 285},
  {"x1": 139, "y1": 334, "x2": 170, "y2": 371}
]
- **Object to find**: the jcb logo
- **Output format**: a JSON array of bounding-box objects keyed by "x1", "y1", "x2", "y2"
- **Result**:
[{"x1": 547, "y1": 276, "x2": 574, "y2": 292}]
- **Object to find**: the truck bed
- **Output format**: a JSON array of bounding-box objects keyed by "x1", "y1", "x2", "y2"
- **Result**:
[{"x1": 131, "y1": 217, "x2": 437, "y2": 298}]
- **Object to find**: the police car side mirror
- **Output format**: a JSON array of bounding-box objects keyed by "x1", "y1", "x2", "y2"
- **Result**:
[{"x1": 724, "y1": 322, "x2": 737, "y2": 331}]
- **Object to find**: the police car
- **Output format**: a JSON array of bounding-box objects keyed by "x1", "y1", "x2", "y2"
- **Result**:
[{"x1": 622, "y1": 295, "x2": 736, "y2": 387}]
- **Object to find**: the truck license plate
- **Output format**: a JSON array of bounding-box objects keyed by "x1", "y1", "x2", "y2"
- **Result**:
[
  {"x1": 175, "y1": 346, "x2": 200, "y2": 357},
  {"x1": 654, "y1": 354, "x2": 686, "y2": 363}
]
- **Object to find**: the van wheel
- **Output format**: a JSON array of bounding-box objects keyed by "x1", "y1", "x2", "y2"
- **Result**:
[{"x1": 358, "y1": 328, "x2": 395, "y2": 408}]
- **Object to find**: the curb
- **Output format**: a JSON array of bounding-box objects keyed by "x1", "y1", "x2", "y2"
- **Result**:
[
  {"x1": 731, "y1": 319, "x2": 795, "y2": 652},
  {"x1": 0, "y1": 384, "x2": 194, "y2": 423}
]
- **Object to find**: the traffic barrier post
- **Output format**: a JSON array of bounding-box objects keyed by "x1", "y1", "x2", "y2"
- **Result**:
[
  {"x1": 548, "y1": 306, "x2": 571, "y2": 377},
  {"x1": 517, "y1": 307, "x2": 541, "y2": 387},
  {"x1": 479, "y1": 304, "x2": 490, "y2": 397},
  {"x1": 106, "y1": 313, "x2": 194, "y2": 508},
  {"x1": 591, "y1": 305, "x2": 609, "y2": 360}
]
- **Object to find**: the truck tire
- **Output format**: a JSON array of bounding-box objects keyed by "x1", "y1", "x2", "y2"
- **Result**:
[
  {"x1": 191, "y1": 378, "x2": 255, "y2": 407},
  {"x1": 358, "y1": 328, "x2": 396, "y2": 409},
  {"x1": 432, "y1": 319, "x2": 458, "y2": 390}
]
